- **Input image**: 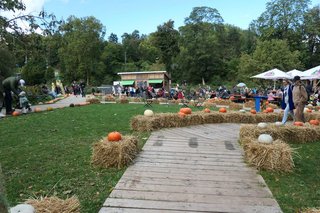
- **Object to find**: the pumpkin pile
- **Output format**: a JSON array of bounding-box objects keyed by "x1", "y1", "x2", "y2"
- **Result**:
[
  {"x1": 178, "y1": 107, "x2": 192, "y2": 118},
  {"x1": 91, "y1": 133, "x2": 139, "y2": 168}
]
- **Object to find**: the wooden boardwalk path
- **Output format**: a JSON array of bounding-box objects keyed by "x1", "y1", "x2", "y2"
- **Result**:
[{"x1": 100, "y1": 124, "x2": 282, "y2": 213}]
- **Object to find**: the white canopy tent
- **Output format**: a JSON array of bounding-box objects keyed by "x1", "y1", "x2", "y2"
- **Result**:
[
  {"x1": 286, "y1": 69, "x2": 307, "y2": 79},
  {"x1": 302, "y1": 65, "x2": 320, "y2": 80},
  {"x1": 251, "y1": 68, "x2": 291, "y2": 89}
]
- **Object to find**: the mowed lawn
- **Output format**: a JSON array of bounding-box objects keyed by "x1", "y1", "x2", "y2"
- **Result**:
[
  {"x1": 0, "y1": 104, "x2": 183, "y2": 212},
  {"x1": 1, "y1": 103, "x2": 319, "y2": 212}
]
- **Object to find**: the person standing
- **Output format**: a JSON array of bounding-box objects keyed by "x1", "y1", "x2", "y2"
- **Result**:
[
  {"x1": 1, "y1": 76, "x2": 23, "y2": 115},
  {"x1": 292, "y1": 76, "x2": 308, "y2": 122},
  {"x1": 281, "y1": 79, "x2": 294, "y2": 124},
  {"x1": 80, "y1": 81, "x2": 86, "y2": 97}
]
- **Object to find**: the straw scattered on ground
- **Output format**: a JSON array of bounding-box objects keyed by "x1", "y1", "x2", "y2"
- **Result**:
[
  {"x1": 243, "y1": 138, "x2": 295, "y2": 172},
  {"x1": 91, "y1": 136, "x2": 139, "y2": 168},
  {"x1": 301, "y1": 208, "x2": 320, "y2": 213},
  {"x1": 25, "y1": 196, "x2": 80, "y2": 213}
]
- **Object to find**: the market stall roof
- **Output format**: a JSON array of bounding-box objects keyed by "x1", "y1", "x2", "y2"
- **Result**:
[{"x1": 120, "y1": 80, "x2": 134, "y2": 86}]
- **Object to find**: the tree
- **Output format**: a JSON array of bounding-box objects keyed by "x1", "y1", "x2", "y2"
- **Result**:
[
  {"x1": 251, "y1": 0, "x2": 311, "y2": 49},
  {"x1": 238, "y1": 39, "x2": 302, "y2": 81},
  {"x1": 0, "y1": 45, "x2": 15, "y2": 77},
  {"x1": 184, "y1": 6, "x2": 224, "y2": 24},
  {"x1": 150, "y1": 20, "x2": 180, "y2": 73},
  {"x1": 302, "y1": 5, "x2": 320, "y2": 68},
  {"x1": 58, "y1": 16, "x2": 105, "y2": 84},
  {"x1": 108, "y1": 33, "x2": 118, "y2": 43}
]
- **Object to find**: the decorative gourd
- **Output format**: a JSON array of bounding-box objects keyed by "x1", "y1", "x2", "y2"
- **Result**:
[
  {"x1": 257, "y1": 122, "x2": 268, "y2": 128},
  {"x1": 250, "y1": 109, "x2": 256, "y2": 114},
  {"x1": 266, "y1": 107, "x2": 274, "y2": 113},
  {"x1": 107, "y1": 131, "x2": 122, "y2": 142},
  {"x1": 12, "y1": 111, "x2": 20, "y2": 116},
  {"x1": 47, "y1": 107, "x2": 54, "y2": 111},
  {"x1": 258, "y1": 134, "x2": 273, "y2": 144},
  {"x1": 34, "y1": 107, "x2": 42, "y2": 112},
  {"x1": 303, "y1": 108, "x2": 309, "y2": 113},
  {"x1": 306, "y1": 109, "x2": 312, "y2": 113},
  {"x1": 178, "y1": 112, "x2": 186, "y2": 118},
  {"x1": 10, "y1": 204, "x2": 35, "y2": 213},
  {"x1": 144, "y1": 109, "x2": 154, "y2": 117},
  {"x1": 239, "y1": 109, "x2": 246, "y2": 113},
  {"x1": 309, "y1": 119, "x2": 319, "y2": 126},
  {"x1": 204, "y1": 108, "x2": 210, "y2": 113},
  {"x1": 219, "y1": 107, "x2": 227, "y2": 113},
  {"x1": 275, "y1": 121, "x2": 283, "y2": 126},
  {"x1": 294, "y1": 121, "x2": 304, "y2": 126},
  {"x1": 180, "y1": 108, "x2": 192, "y2": 114}
]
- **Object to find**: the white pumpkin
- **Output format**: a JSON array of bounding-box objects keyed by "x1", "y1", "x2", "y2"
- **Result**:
[
  {"x1": 275, "y1": 121, "x2": 283, "y2": 126},
  {"x1": 308, "y1": 104, "x2": 313, "y2": 107},
  {"x1": 144, "y1": 109, "x2": 154, "y2": 117},
  {"x1": 258, "y1": 134, "x2": 273, "y2": 144},
  {"x1": 304, "y1": 107, "x2": 309, "y2": 113},
  {"x1": 10, "y1": 204, "x2": 35, "y2": 213},
  {"x1": 257, "y1": 122, "x2": 268, "y2": 128},
  {"x1": 239, "y1": 109, "x2": 246, "y2": 113}
]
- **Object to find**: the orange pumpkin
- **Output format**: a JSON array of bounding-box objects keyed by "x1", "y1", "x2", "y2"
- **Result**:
[
  {"x1": 219, "y1": 107, "x2": 227, "y2": 113},
  {"x1": 204, "y1": 108, "x2": 210, "y2": 113},
  {"x1": 12, "y1": 111, "x2": 20, "y2": 116},
  {"x1": 107, "y1": 131, "x2": 122, "y2": 142},
  {"x1": 263, "y1": 110, "x2": 268, "y2": 113},
  {"x1": 294, "y1": 121, "x2": 304, "y2": 126},
  {"x1": 309, "y1": 119, "x2": 319, "y2": 126},
  {"x1": 180, "y1": 108, "x2": 192, "y2": 114},
  {"x1": 265, "y1": 101, "x2": 269, "y2": 105},
  {"x1": 178, "y1": 112, "x2": 186, "y2": 118},
  {"x1": 250, "y1": 109, "x2": 257, "y2": 114},
  {"x1": 266, "y1": 107, "x2": 274, "y2": 113}
]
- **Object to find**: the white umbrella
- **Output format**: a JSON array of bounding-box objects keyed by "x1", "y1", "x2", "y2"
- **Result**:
[
  {"x1": 301, "y1": 65, "x2": 320, "y2": 80},
  {"x1": 236, "y1": 82, "x2": 246, "y2": 87},
  {"x1": 286, "y1": 69, "x2": 306, "y2": 79},
  {"x1": 251, "y1": 68, "x2": 290, "y2": 89}
]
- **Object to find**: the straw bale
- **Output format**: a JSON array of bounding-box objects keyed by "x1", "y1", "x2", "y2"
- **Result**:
[
  {"x1": 301, "y1": 208, "x2": 320, "y2": 213},
  {"x1": 243, "y1": 139, "x2": 294, "y2": 172},
  {"x1": 128, "y1": 97, "x2": 142, "y2": 102},
  {"x1": 244, "y1": 100, "x2": 255, "y2": 108},
  {"x1": 158, "y1": 98, "x2": 168, "y2": 103},
  {"x1": 203, "y1": 102, "x2": 215, "y2": 108},
  {"x1": 104, "y1": 95, "x2": 115, "y2": 101},
  {"x1": 25, "y1": 196, "x2": 80, "y2": 213},
  {"x1": 213, "y1": 99, "x2": 233, "y2": 105},
  {"x1": 91, "y1": 136, "x2": 139, "y2": 168},
  {"x1": 229, "y1": 102, "x2": 243, "y2": 110},
  {"x1": 239, "y1": 124, "x2": 320, "y2": 144},
  {"x1": 86, "y1": 98, "x2": 100, "y2": 104},
  {"x1": 116, "y1": 97, "x2": 129, "y2": 104},
  {"x1": 267, "y1": 103, "x2": 279, "y2": 109}
]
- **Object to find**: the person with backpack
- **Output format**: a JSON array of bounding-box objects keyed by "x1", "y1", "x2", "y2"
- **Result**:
[
  {"x1": 292, "y1": 76, "x2": 308, "y2": 122},
  {"x1": 281, "y1": 79, "x2": 294, "y2": 124}
]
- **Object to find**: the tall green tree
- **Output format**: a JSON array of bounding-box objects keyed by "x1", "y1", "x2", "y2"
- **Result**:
[
  {"x1": 238, "y1": 39, "x2": 302, "y2": 81},
  {"x1": 59, "y1": 16, "x2": 105, "y2": 84},
  {"x1": 150, "y1": 20, "x2": 180, "y2": 73},
  {"x1": 302, "y1": 5, "x2": 320, "y2": 68},
  {"x1": 251, "y1": 0, "x2": 311, "y2": 49}
]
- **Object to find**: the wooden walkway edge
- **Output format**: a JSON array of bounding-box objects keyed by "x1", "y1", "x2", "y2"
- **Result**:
[{"x1": 99, "y1": 124, "x2": 282, "y2": 213}]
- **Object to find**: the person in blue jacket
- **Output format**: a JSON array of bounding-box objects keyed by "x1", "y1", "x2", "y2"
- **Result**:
[{"x1": 281, "y1": 79, "x2": 295, "y2": 124}]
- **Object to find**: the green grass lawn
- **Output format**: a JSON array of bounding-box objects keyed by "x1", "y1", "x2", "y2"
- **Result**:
[
  {"x1": 1, "y1": 103, "x2": 319, "y2": 212},
  {"x1": 0, "y1": 104, "x2": 190, "y2": 212},
  {"x1": 260, "y1": 142, "x2": 320, "y2": 213}
]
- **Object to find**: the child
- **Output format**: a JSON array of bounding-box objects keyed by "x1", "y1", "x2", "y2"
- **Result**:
[{"x1": 19, "y1": 91, "x2": 31, "y2": 114}]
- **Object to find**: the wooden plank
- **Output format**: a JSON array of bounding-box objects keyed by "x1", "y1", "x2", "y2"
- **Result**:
[
  {"x1": 126, "y1": 166, "x2": 256, "y2": 176},
  {"x1": 99, "y1": 207, "x2": 197, "y2": 213},
  {"x1": 109, "y1": 189, "x2": 277, "y2": 205},
  {"x1": 133, "y1": 158, "x2": 247, "y2": 167},
  {"x1": 132, "y1": 162, "x2": 253, "y2": 171},
  {"x1": 139, "y1": 152, "x2": 244, "y2": 160},
  {"x1": 118, "y1": 177, "x2": 266, "y2": 189},
  {"x1": 103, "y1": 198, "x2": 282, "y2": 213},
  {"x1": 142, "y1": 147, "x2": 243, "y2": 155}
]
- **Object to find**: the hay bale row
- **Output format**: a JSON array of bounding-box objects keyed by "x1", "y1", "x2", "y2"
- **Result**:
[
  {"x1": 86, "y1": 98, "x2": 100, "y2": 104},
  {"x1": 91, "y1": 136, "x2": 139, "y2": 168},
  {"x1": 243, "y1": 138, "x2": 294, "y2": 172},
  {"x1": 244, "y1": 101, "x2": 255, "y2": 108},
  {"x1": 131, "y1": 111, "x2": 283, "y2": 132},
  {"x1": 104, "y1": 95, "x2": 116, "y2": 101},
  {"x1": 26, "y1": 196, "x2": 80, "y2": 213},
  {"x1": 229, "y1": 102, "x2": 243, "y2": 110},
  {"x1": 239, "y1": 124, "x2": 320, "y2": 144}
]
